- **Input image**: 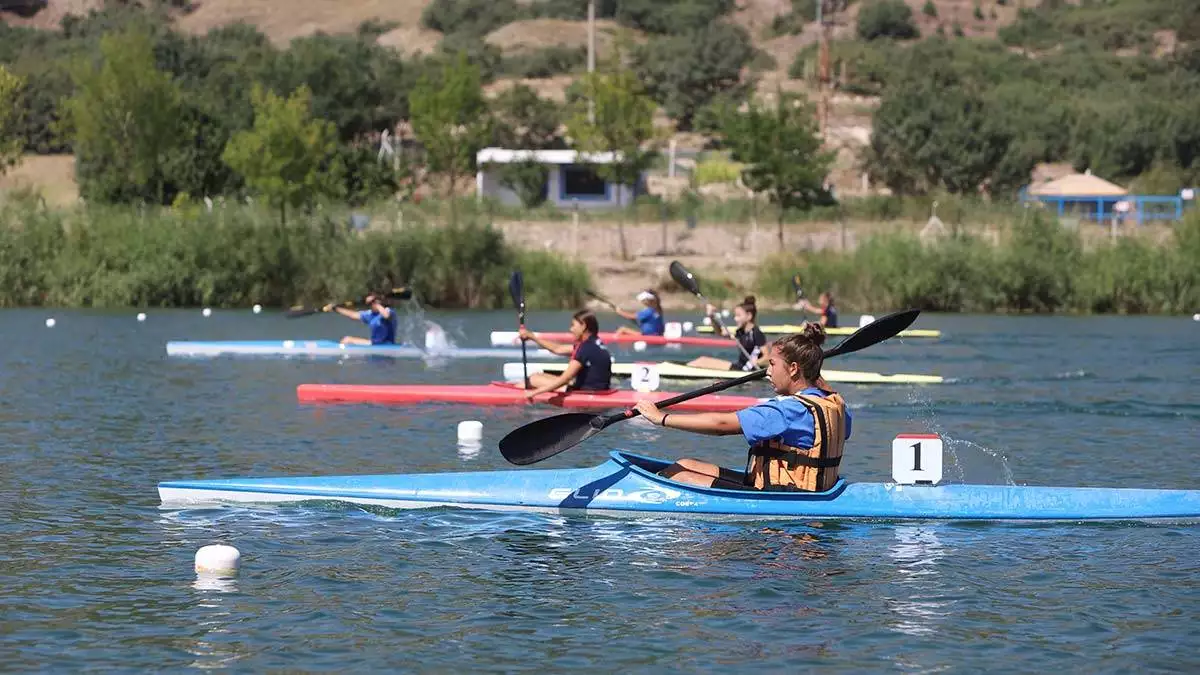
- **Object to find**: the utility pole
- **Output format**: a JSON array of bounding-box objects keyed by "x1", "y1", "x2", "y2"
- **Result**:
[
  {"x1": 816, "y1": 0, "x2": 830, "y2": 137},
  {"x1": 587, "y1": 0, "x2": 596, "y2": 123}
]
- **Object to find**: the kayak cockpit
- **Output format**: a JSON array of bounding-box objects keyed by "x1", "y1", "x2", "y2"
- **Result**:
[{"x1": 606, "y1": 451, "x2": 849, "y2": 501}]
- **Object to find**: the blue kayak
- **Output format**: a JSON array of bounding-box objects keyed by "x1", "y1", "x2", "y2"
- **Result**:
[
  {"x1": 158, "y1": 451, "x2": 1200, "y2": 522},
  {"x1": 165, "y1": 340, "x2": 557, "y2": 359}
]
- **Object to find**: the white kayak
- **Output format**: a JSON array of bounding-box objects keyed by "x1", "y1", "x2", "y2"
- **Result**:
[{"x1": 502, "y1": 361, "x2": 944, "y2": 385}]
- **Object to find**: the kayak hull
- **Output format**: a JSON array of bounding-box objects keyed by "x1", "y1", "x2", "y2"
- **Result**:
[
  {"x1": 166, "y1": 340, "x2": 556, "y2": 359},
  {"x1": 491, "y1": 330, "x2": 734, "y2": 348},
  {"x1": 502, "y1": 362, "x2": 944, "y2": 385},
  {"x1": 158, "y1": 451, "x2": 1200, "y2": 522},
  {"x1": 698, "y1": 325, "x2": 941, "y2": 338},
  {"x1": 296, "y1": 382, "x2": 765, "y2": 412}
]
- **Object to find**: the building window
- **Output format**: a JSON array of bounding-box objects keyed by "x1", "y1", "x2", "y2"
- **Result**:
[{"x1": 561, "y1": 165, "x2": 608, "y2": 199}]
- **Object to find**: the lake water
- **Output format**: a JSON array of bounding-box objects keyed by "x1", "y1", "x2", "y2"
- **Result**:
[{"x1": 1, "y1": 308, "x2": 1198, "y2": 671}]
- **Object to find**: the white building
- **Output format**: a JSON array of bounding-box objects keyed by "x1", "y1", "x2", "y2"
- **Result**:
[{"x1": 475, "y1": 148, "x2": 643, "y2": 209}]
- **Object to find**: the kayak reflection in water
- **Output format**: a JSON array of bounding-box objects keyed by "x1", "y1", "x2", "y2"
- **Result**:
[
  {"x1": 634, "y1": 323, "x2": 852, "y2": 491},
  {"x1": 518, "y1": 310, "x2": 613, "y2": 399},
  {"x1": 324, "y1": 291, "x2": 397, "y2": 345}
]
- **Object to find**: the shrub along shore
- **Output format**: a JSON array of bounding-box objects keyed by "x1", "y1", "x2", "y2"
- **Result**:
[
  {"x1": 757, "y1": 212, "x2": 1200, "y2": 315},
  {"x1": 0, "y1": 201, "x2": 591, "y2": 309}
]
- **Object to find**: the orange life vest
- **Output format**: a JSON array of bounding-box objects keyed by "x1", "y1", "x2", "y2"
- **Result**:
[{"x1": 745, "y1": 392, "x2": 847, "y2": 492}]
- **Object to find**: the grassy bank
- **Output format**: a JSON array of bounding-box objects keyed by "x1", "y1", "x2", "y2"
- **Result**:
[
  {"x1": 756, "y1": 212, "x2": 1200, "y2": 315},
  {"x1": 0, "y1": 201, "x2": 590, "y2": 309}
]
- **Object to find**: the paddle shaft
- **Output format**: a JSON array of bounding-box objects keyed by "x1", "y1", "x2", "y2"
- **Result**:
[
  {"x1": 668, "y1": 261, "x2": 755, "y2": 363},
  {"x1": 586, "y1": 290, "x2": 639, "y2": 327},
  {"x1": 510, "y1": 272, "x2": 530, "y2": 389}
]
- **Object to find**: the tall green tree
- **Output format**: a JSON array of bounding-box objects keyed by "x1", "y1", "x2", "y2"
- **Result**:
[
  {"x1": 0, "y1": 65, "x2": 24, "y2": 179},
  {"x1": 633, "y1": 22, "x2": 756, "y2": 131},
  {"x1": 567, "y1": 61, "x2": 657, "y2": 259},
  {"x1": 720, "y1": 91, "x2": 834, "y2": 247},
  {"x1": 409, "y1": 52, "x2": 493, "y2": 223},
  {"x1": 488, "y1": 84, "x2": 564, "y2": 208},
  {"x1": 59, "y1": 27, "x2": 185, "y2": 204},
  {"x1": 222, "y1": 84, "x2": 340, "y2": 226}
]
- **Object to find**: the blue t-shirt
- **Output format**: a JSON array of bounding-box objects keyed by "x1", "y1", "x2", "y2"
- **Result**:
[
  {"x1": 735, "y1": 387, "x2": 852, "y2": 449},
  {"x1": 636, "y1": 306, "x2": 665, "y2": 336},
  {"x1": 569, "y1": 335, "x2": 612, "y2": 391},
  {"x1": 358, "y1": 309, "x2": 398, "y2": 345}
]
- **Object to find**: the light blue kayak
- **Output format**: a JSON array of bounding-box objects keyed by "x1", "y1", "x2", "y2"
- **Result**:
[
  {"x1": 165, "y1": 340, "x2": 557, "y2": 359},
  {"x1": 158, "y1": 451, "x2": 1200, "y2": 522}
]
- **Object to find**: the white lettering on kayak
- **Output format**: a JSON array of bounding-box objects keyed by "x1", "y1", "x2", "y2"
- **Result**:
[{"x1": 548, "y1": 487, "x2": 683, "y2": 503}]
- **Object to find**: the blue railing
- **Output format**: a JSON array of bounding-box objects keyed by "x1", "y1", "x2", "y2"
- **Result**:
[{"x1": 1018, "y1": 190, "x2": 1194, "y2": 226}]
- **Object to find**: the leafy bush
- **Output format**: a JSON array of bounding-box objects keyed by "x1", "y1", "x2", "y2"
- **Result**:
[
  {"x1": 856, "y1": 0, "x2": 919, "y2": 40},
  {"x1": 615, "y1": 0, "x2": 735, "y2": 34},
  {"x1": 497, "y1": 45, "x2": 587, "y2": 79}
]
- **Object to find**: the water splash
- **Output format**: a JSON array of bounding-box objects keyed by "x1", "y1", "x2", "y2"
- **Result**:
[{"x1": 903, "y1": 388, "x2": 1017, "y2": 486}]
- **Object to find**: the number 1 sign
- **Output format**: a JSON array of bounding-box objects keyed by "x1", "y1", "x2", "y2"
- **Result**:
[{"x1": 892, "y1": 433, "x2": 943, "y2": 485}]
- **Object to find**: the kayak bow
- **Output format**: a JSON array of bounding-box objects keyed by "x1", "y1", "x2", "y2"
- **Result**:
[
  {"x1": 166, "y1": 340, "x2": 557, "y2": 359},
  {"x1": 491, "y1": 330, "x2": 735, "y2": 348},
  {"x1": 296, "y1": 382, "x2": 766, "y2": 412},
  {"x1": 158, "y1": 451, "x2": 1200, "y2": 522}
]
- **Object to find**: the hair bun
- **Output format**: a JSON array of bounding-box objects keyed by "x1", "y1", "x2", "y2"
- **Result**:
[
  {"x1": 802, "y1": 321, "x2": 826, "y2": 347},
  {"x1": 741, "y1": 295, "x2": 757, "y2": 306}
]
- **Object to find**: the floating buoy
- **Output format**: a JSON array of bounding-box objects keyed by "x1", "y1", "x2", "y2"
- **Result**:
[
  {"x1": 633, "y1": 341, "x2": 648, "y2": 352},
  {"x1": 702, "y1": 316, "x2": 712, "y2": 326},
  {"x1": 682, "y1": 321, "x2": 695, "y2": 333},
  {"x1": 458, "y1": 420, "x2": 483, "y2": 443},
  {"x1": 137, "y1": 312, "x2": 147, "y2": 322},
  {"x1": 1194, "y1": 313, "x2": 1200, "y2": 321},
  {"x1": 282, "y1": 340, "x2": 295, "y2": 348},
  {"x1": 859, "y1": 314, "x2": 876, "y2": 328},
  {"x1": 194, "y1": 544, "x2": 240, "y2": 576},
  {"x1": 44, "y1": 318, "x2": 56, "y2": 328},
  {"x1": 202, "y1": 308, "x2": 212, "y2": 318},
  {"x1": 721, "y1": 309, "x2": 731, "y2": 318},
  {"x1": 252, "y1": 304, "x2": 262, "y2": 314}
]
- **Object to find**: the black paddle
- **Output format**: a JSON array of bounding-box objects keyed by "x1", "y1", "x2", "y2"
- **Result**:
[
  {"x1": 498, "y1": 308, "x2": 921, "y2": 466},
  {"x1": 668, "y1": 261, "x2": 754, "y2": 363},
  {"x1": 509, "y1": 271, "x2": 530, "y2": 389},
  {"x1": 584, "y1": 289, "x2": 639, "y2": 327},
  {"x1": 285, "y1": 287, "x2": 413, "y2": 318}
]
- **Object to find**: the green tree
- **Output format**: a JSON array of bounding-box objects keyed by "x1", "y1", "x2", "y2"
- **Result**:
[
  {"x1": 0, "y1": 65, "x2": 24, "y2": 179},
  {"x1": 489, "y1": 84, "x2": 564, "y2": 208},
  {"x1": 633, "y1": 22, "x2": 756, "y2": 131},
  {"x1": 720, "y1": 91, "x2": 834, "y2": 247},
  {"x1": 222, "y1": 84, "x2": 340, "y2": 225},
  {"x1": 409, "y1": 52, "x2": 493, "y2": 223},
  {"x1": 857, "y1": 0, "x2": 920, "y2": 40},
  {"x1": 922, "y1": 0, "x2": 938, "y2": 18},
  {"x1": 59, "y1": 27, "x2": 185, "y2": 203},
  {"x1": 567, "y1": 62, "x2": 657, "y2": 260}
]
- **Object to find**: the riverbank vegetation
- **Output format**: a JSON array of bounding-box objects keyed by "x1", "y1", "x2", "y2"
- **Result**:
[
  {"x1": 757, "y1": 212, "x2": 1200, "y2": 315},
  {"x1": 0, "y1": 199, "x2": 590, "y2": 309}
]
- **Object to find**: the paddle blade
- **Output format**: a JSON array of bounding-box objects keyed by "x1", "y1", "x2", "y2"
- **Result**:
[
  {"x1": 285, "y1": 306, "x2": 319, "y2": 319},
  {"x1": 389, "y1": 286, "x2": 413, "y2": 300},
  {"x1": 508, "y1": 270, "x2": 525, "y2": 310},
  {"x1": 824, "y1": 309, "x2": 920, "y2": 359},
  {"x1": 669, "y1": 260, "x2": 702, "y2": 297},
  {"x1": 791, "y1": 273, "x2": 804, "y2": 299},
  {"x1": 499, "y1": 413, "x2": 606, "y2": 465}
]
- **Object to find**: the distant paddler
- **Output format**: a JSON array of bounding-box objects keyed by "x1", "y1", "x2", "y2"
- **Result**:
[
  {"x1": 687, "y1": 296, "x2": 767, "y2": 372},
  {"x1": 324, "y1": 291, "x2": 398, "y2": 345},
  {"x1": 794, "y1": 290, "x2": 839, "y2": 329},
  {"x1": 518, "y1": 310, "x2": 613, "y2": 398},
  {"x1": 612, "y1": 289, "x2": 666, "y2": 337}
]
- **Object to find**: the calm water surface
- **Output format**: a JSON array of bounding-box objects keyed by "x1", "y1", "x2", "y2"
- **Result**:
[{"x1": 1, "y1": 309, "x2": 1198, "y2": 672}]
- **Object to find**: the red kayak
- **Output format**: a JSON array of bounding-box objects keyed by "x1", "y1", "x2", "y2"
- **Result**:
[
  {"x1": 489, "y1": 330, "x2": 736, "y2": 348},
  {"x1": 297, "y1": 382, "x2": 765, "y2": 412}
]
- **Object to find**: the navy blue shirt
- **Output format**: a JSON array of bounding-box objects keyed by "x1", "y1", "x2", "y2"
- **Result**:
[
  {"x1": 824, "y1": 305, "x2": 839, "y2": 329},
  {"x1": 569, "y1": 335, "x2": 612, "y2": 391},
  {"x1": 732, "y1": 325, "x2": 767, "y2": 371}
]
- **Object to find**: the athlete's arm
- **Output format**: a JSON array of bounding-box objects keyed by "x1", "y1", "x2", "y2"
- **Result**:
[
  {"x1": 633, "y1": 402, "x2": 742, "y2": 436},
  {"x1": 527, "y1": 360, "x2": 581, "y2": 397}
]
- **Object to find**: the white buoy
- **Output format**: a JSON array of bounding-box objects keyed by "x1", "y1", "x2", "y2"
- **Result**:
[
  {"x1": 682, "y1": 321, "x2": 695, "y2": 333},
  {"x1": 194, "y1": 544, "x2": 240, "y2": 576},
  {"x1": 282, "y1": 340, "x2": 295, "y2": 348},
  {"x1": 136, "y1": 312, "x2": 147, "y2": 322},
  {"x1": 859, "y1": 314, "x2": 876, "y2": 328},
  {"x1": 702, "y1": 316, "x2": 712, "y2": 326},
  {"x1": 633, "y1": 340, "x2": 648, "y2": 352},
  {"x1": 44, "y1": 318, "x2": 56, "y2": 328},
  {"x1": 202, "y1": 307, "x2": 212, "y2": 317},
  {"x1": 252, "y1": 304, "x2": 262, "y2": 314},
  {"x1": 458, "y1": 420, "x2": 483, "y2": 443},
  {"x1": 1194, "y1": 313, "x2": 1200, "y2": 321},
  {"x1": 721, "y1": 309, "x2": 731, "y2": 318}
]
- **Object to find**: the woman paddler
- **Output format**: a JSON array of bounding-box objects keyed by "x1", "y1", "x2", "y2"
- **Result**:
[
  {"x1": 613, "y1": 289, "x2": 666, "y2": 336},
  {"x1": 324, "y1": 291, "x2": 397, "y2": 345},
  {"x1": 687, "y1": 296, "x2": 767, "y2": 372},
  {"x1": 633, "y1": 324, "x2": 851, "y2": 492},
  {"x1": 518, "y1": 310, "x2": 613, "y2": 399},
  {"x1": 794, "y1": 290, "x2": 839, "y2": 328}
]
